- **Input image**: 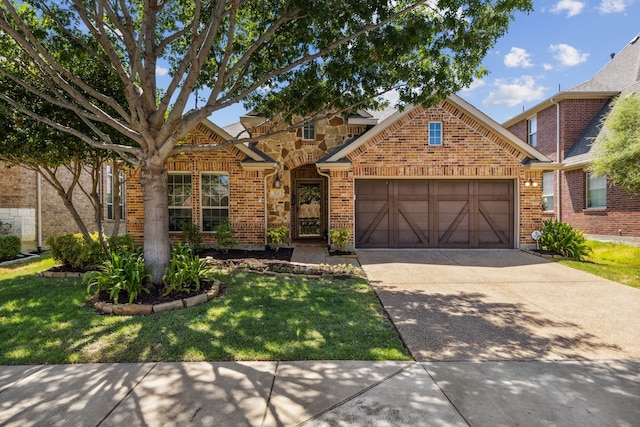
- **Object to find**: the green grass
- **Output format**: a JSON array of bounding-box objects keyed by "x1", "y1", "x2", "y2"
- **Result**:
[
  {"x1": 557, "y1": 241, "x2": 640, "y2": 288},
  {"x1": 0, "y1": 255, "x2": 410, "y2": 365}
]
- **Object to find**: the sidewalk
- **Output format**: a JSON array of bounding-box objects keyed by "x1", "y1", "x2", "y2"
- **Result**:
[{"x1": 2, "y1": 360, "x2": 639, "y2": 426}]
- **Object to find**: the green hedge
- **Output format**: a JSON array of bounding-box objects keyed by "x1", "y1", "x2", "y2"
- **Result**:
[
  {"x1": 0, "y1": 235, "x2": 21, "y2": 262},
  {"x1": 46, "y1": 233, "x2": 135, "y2": 270}
]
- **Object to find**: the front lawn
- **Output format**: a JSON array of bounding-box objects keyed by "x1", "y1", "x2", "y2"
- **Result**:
[
  {"x1": 557, "y1": 241, "x2": 640, "y2": 288},
  {"x1": 0, "y1": 254, "x2": 410, "y2": 365}
]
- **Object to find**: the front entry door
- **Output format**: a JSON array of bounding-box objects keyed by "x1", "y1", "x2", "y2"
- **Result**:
[{"x1": 296, "y1": 181, "x2": 323, "y2": 238}]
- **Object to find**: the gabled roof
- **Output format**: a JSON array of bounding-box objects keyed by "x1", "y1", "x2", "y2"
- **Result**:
[
  {"x1": 563, "y1": 99, "x2": 613, "y2": 169},
  {"x1": 200, "y1": 119, "x2": 275, "y2": 168},
  {"x1": 318, "y1": 94, "x2": 553, "y2": 169},
  {"x1": 569, "y1": 34, "x2": 640, "y2": 93}
]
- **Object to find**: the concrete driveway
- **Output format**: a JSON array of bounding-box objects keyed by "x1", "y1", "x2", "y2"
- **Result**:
[{"x1": 358, "y1": 249, "x2": 640, "y2": 362}]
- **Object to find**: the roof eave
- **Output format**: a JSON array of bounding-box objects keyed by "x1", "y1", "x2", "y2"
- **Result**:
[{"x1": 502, "y1": 91, "x2": 620, "y2": 128}]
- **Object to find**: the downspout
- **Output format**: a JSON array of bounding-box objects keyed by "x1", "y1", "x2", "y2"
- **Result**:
[
  {"x1": 264, "y1": 166, "x2": 278, "y2": 246},
  {"x1": 316, "y1": 167, "x2": 331, "y2": 247},
  {"x1": 36, "y1": 171, "x2": 42, "y2": 252},
  {"x1": 550, "y1": 97, "x2": 561, "y2": 221}
]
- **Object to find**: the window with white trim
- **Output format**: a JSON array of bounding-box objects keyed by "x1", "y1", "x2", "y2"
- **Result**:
[
  {"x1": 105, "y1": 165, "x2": 125, "y2": 220},
  {"x1": 528, "y1": 116, "x2": 537, "y2": 147},
  {"x1": 428, "y1": 121, "x2": 442, "y2": 146},
  {"x1": 586, "y1": 173, "x2": 606, "y2": 209},
  {"x1": 302, "y1": 123, "x2": 315, "y2": 140},
  {"x1": 542, "y1": 172, "x2": 554, "y2": 211},
  {"x1": 168, "y1": 173, "x2": 192, "y2": 231},
  {"x1": 201, "y1": 173, "x2": 229, "y2": 232}
]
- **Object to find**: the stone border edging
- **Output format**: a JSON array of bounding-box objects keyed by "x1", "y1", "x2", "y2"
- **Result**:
[
  {"x1": 40, "y1": 270, "x2": 85, "y2": 278},
  {"x1": 93, "y1": 283, "x2": 220, "y2": 316}
]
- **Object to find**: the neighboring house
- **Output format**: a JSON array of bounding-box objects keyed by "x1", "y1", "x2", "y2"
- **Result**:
[
  {"x1": 125, "y1": 94, "x2": 555, "y2": 250},
  {"x1": 0, "y1": 161, "x2": 125, "y2": 251},
  {"x1": 504, "y1": 33, "x2": 640, "y2": 238}
]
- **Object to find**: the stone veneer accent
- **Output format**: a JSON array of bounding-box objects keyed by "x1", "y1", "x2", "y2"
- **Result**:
[{"x1": 125, "y1": 101, "x2": 545, "y2": 248}]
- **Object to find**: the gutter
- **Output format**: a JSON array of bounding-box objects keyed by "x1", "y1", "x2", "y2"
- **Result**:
[
  {"x1": 550, "y1": 97, "x2": 561, "y2": 221},
  {"x1": 36, "y1": 171, "x2": 42, "y2": 252}
]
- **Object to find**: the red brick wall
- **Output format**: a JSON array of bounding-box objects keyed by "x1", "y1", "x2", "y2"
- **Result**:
[
  {"x1": 125, "y1": 125, "x2": 266, "y2": 249},
  {"x1": 561, "y1": 169, "x2": 640, "y2": 236},
  {"x1": 334, "y1": 101, "x2": 543, "y2": 247}
]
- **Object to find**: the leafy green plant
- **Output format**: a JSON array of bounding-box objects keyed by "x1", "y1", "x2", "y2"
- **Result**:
[
  {"x1": 0, "y1": 220, "x2": 12, "y2": 235},
  {"x1": 107, "y1": 234, "x2": 135, "y2": 255},
  {"x1": 329, "y1": 228, "x2": 352, "y2": 252},
  {"x1": 84, "y1": 247, "x2": 151, "y2": 304},
  {"x1": 47, "y1": 233, "x2": 107, "y2": 270},
  {"x1": 162, "y1": 243, "x2": 212, "y2": 296},
  {"x1": 180, "y1": 220, "x2": 203, "y2": 254},
  {"x1": 539, "y1": 219, "x2": 592, "y2": 261},
  {"x1": 0, "y1": 235, "x2": 21, "y2": 262},
  {"x1": 214, "y1": 221, "x2": 236, "y2": 253},
  {"x1": 266, "y1": 226, "x2": 288, "y2": 251}
]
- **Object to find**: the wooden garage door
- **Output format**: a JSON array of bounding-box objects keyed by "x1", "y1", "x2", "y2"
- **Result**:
[{"x1": 355, "y1": 180, "x2": 514, "y2": 249}]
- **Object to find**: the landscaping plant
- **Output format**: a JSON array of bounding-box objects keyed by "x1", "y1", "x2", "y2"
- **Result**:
[
  {"x1": 539, "y1": 219, "x2": 592, "y2": 261},
  {"x1": 214, "y1": 221, "x2": 237, "y2": 253},
  {"x1": 0, "y1": 234, "x2": 21, "y2": 262},
  {"x1": 84, "y1": 247, "x2": 151, "y2": 304},
  {"x1": 180, "y1": 220, "x2": 203, "y2": 254},
  {"x1": 162, "y1": 243, "x2": 212, "y2": 296},
  {"x1": 329, "y1": 228, "x2": 352, "y2": 252},
  {"x1": 266, "y1": 226, "x2": 289, "y2": 251}
]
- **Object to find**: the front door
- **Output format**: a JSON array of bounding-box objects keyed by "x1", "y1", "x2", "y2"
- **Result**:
[{"x1": 295, "y1": 180, "x2": 323, "y2": 238}]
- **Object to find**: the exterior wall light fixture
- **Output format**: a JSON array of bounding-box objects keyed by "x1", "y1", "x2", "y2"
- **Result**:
[{"x1": 524, "y1": 178, "x2": 538, "y2": 187}]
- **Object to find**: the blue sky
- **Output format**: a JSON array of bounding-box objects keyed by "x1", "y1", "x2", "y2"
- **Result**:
[
  {"x1": 461, "y1": 0, "x2": 640, "y2": 124},
  {"x1": 205, "y1": 0, "x2": 640, "y2": 127}
]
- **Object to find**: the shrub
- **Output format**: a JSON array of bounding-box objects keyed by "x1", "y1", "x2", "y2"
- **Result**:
[
  {"x1": 47, "y1": 234, "x2": 86, "y2": 269},
  {"x1": 214, "y1": 221, "x2": 236, "y2": 253},
  {"x1": 84, "y1": 247, "x2": 151, "y2": 304},
  {"x1": 266, "y1": 226, "x2": 288, "y2": 251},
  {"x1": 180, "y1": 220, "x2": 203, "y2": 254},
  {"x1": 107, "y1": 234, "x2": 135, "y2": 255},
  {"x1": 0, "y1": 235, "x2": 21, "y2": 262},
  {"x1": 539, "y1": 219, "x2": 592, "y2": 261},
  {"x1": 329, "y1": 228, "x2": 352, "y2": 252},
  {"x1": 162, "y1": 243, "x2": 211, "y2": 296}
]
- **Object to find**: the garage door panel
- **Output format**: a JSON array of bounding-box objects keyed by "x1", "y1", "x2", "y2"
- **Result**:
[{"x1": 355, "y1": 180, "x2": 513, "y2": 249}]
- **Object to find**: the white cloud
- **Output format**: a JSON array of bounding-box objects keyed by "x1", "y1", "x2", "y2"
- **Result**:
[
  {"x1": 156, "y1": 66, "x2": 169, "y2": 76},
  {"x1": 504, "y1": 47, "x2": 533, "y2": 68},
  {"x1": 549, "y1": 43, "x2": 589, "y2": 66},
  {"x1": 459, "y1": 79, "x2": 486, "y2": 93},
  {"x1": 543, "y1": 63, "x2": 554, "y2": 70},
  {"x1": 551, "y1": 0, "x2": 585, "y2": 16},
  {"x1": 598, "y1": 0, "x2": 629, "y2": 13},
  {"x1": 483, "y1": 76, "x2": 547, "y2": 107}
]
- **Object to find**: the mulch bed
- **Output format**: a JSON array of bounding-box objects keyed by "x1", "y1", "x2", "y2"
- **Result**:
[{"x1": 94, "y1": 279, "x2": 221, "y2": 306}]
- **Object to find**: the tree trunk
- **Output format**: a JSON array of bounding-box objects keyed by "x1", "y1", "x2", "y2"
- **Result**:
[{"x1": 140, "y1": 162, "x2": 171, "y2": 285}]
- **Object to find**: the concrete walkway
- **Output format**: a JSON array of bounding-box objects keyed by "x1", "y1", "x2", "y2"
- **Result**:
[{"x1": 2, "y1": 248, "x2": 639, "y2": 426}]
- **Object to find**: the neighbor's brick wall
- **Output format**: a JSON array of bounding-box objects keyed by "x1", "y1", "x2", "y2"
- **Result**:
[
  {"x1": 126, "y1": 124, "x2": 266, "y2": 248},
  {"x1": 561, "y1": 169, "x2": 640, "y2": 236},
  {"x1": 0, "y1": 161, "x2": 116, "y2": 246},
  {"x1": 336, "y1": 101, "x2": 544, "y2": 248}
]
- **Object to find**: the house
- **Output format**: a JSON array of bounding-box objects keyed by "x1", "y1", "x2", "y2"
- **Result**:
[
  {"x1": 0, "y1": 161, "x2": 124, "y2": 251},
  {"x1": 125, "y1": 94, "x2": 556, "y2": 250},
  {"x1": 503, "y1": 33, "x2": 640, "y2": 238}
]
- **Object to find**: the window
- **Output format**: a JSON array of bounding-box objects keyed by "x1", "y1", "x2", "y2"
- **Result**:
[
  {"x1": 428, "y1": 122, "x2": 442, "y2": 146},
  {"x1": 105, "y1": 165, "x2": 125, "y2": 220},
  {"x1": 528, "y1": 116, "x2": 537, "y2": 147},
  {"x1": 586, "y1": 173, "x2": 606, "y2": 209},
  {"x1": 168, "y1": 173, "x2": 192, "y2": 231},
  {"x1": 201, "y1": 173, "x2": 229, "y2": 232},
  {"x1": 542, "y1": 172, "x2": 554, "y2": 211},
  {"x1": 302, "y1": 123, "x2": 315, "y2": 140}
]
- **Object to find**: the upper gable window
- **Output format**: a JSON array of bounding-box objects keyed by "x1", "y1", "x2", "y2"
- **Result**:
[
  {"x1": 586, "y1": 172, "x2": 606, "y2": 209},
  {"x1": 528, "y1": 116, "x2": 537, "y2": 147},
  {"x1": 428, "y1": 122, "x2": 442, "y2": 146},
  {"x1": 302, "y1": 123, "x2": 315, "y2": 141}
]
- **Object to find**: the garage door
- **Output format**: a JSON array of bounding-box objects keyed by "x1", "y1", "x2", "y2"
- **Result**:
[{"x1": 355, "y1": 180, "x2": 514, "y2": 249}]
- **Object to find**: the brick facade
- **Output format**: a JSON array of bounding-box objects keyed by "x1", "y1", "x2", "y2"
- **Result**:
[
  {"x1": 124, "y1": 99, "x2": 547, "y2": 249},
  {"x1": 507, "y1": 97, "x2": 640, "y2": 237}
]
